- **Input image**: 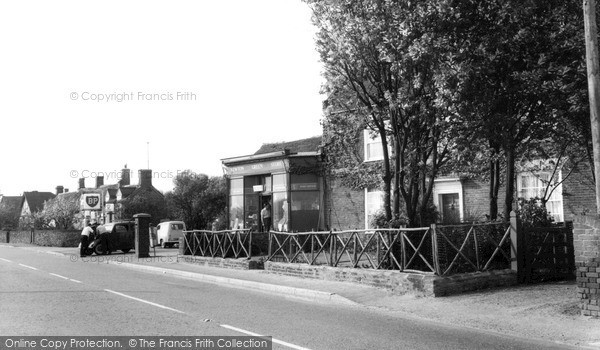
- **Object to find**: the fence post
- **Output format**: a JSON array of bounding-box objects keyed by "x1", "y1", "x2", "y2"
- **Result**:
[
  {"x1": 248, "y1": 230, "x2": 253, "y2": 259},
  {"x1": 267, "y1": 231, "x2": 272, "y2": 261},
  {"x1": 431, "y1": 224, "x2": 441, "y2": 276},
  {"x1": 400, "y1": 229, "x2": 406, "y2": 271},
  {"x1": 509, "y1": 211, "x2": 523, "y2": 282}
]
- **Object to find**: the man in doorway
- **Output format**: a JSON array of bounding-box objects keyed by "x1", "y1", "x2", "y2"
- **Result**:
[{"x1": 260, "y1": 202, "x2": 272, "y2": 232}]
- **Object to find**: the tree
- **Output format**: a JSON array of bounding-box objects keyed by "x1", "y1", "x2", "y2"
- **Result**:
[
  {"x1": 116, "y1": 190, "x2": 167, "y2": 226},
  {"x1": 40, "y1": 194, "x2": 81, "y2": 229},
  {"x1": 167, "y1": 171, "x2": 226, "y2": 230},
  {"x1": 437, "y1": 0, "x2": 587, "y2": 219},
  {"x1": 309, "y1": 0, "x2": 453, "y2": 227}
]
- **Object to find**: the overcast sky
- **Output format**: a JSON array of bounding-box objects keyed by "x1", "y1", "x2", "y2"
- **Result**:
[{"x1": 0, "y1": 0, "x2": 324, "y2": 196}]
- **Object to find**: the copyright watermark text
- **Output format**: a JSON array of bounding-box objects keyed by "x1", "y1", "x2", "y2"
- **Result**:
[{"x1": 69, "y1": 91, "x2": 197, "y2": 103}]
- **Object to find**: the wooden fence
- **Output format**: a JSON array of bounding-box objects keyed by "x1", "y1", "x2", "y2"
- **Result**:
[
  {"x1": 182, "y1": 229, "x2": 253, "y2": 259},
  {"x1": 180, "y1": 213, "x2": 575, "y2": 281},
  {"x1": 518, "y1": 221, "x2": 575, "y2": 283},
  {"x1": 266, "y1": 221, "x2": 513, "y2": 276}
]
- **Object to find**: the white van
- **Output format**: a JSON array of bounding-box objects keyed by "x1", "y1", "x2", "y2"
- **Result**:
[{"x1": 156, "y1": 221, "x2": 186, "y2": 248}]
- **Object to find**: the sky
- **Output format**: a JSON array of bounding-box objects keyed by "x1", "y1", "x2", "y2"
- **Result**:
[{"x1": 0, "y1": 0, "x2": 325, "y2": 196}]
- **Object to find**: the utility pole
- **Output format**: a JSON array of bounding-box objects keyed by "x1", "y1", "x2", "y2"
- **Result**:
[{"x1": 584, "y1": 0, "x2": 600, "y2": 214}]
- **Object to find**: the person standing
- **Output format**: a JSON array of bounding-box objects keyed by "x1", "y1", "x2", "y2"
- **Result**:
[
  {"x1": 80, "y1": 221, "x2": 96, "y2": 257},
  {"x1": 260, "y1": 202, "x2": 272, "y2": 232}
]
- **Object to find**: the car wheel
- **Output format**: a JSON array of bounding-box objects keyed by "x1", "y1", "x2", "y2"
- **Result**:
[
  {"x1": 122, "y1": 249, "x2": 130, "y2": 254},
  {"x1": 94, "y1": 244, "x2": 105, "y2": 256}
]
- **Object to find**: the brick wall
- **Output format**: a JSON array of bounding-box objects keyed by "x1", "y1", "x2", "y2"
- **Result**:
[
  {"x1": 324, "y1": 178, "x2": 365, "y2": 230},
  {"x1": 265, "y1": 262, "x2": 517, "y2": 297},
  {"x1": 573, "y1": 215, "x2": 600, "y2": 317},
  {"x1": 462, "y1": 178, "x2": 507, "y2": 220},
  {"x1": 563, "y1": 163, "x2": 597, "y2": 220},
  {"x1": 2, "y1": 229, "x2": 80, "y2": 247}
]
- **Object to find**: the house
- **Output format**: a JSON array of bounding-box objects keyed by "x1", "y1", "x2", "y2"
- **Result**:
[
  {"x1": 221, "y1": 136, "x2": 324, "y2": 232},
  {"x1": 0, "y1": 195, "x2": 23, "y2": 229},
  {"x1": 20, "y1": 191, "x2": 55, "y2": 217},
  {"x1": 221, "y1": 132, "x2": 597, "y2": 232},
  {"x1": 329, "y1": 130, "x2": 597, "y2": 229},
  {"x1": 113, "y1": 168, "x2": 166, "y2": 224}
]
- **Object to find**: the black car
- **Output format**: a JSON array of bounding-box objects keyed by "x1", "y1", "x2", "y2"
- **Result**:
[{"x1": 89, "y1": 221, "x2": 135, "y2": 255}]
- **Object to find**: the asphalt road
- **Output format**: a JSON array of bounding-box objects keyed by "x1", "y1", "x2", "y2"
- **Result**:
[{"x1": 0, "y1": 247, "x2": 578, "y2": 350}]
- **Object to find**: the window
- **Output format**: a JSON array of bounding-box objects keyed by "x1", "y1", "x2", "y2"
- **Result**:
[
  {"x1": 517, "y1": 172, "x2": 564, "y2": 222},
  {"x1": 229, "y1": 178, "x2": 244, "y2": 229},
  {"x1": 365, "y1": 188, "x2": 385, "y2": 229},
  {"x1": 363, "y1": 130, "x2": 384, "y2": 162}
]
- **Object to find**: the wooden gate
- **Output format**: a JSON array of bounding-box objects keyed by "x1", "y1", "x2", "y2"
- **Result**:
[{"x1": 519, "y1": 222, "x2": 575, "y2": 283}]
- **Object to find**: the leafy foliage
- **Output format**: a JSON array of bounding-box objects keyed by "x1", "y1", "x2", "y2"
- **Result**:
[
  {"x1": 116, "y1": 190, "x2": 167, "y2": 226},
  {"x1": 166, "y1": 171, "x2": 226, "y2": 230},
  {"x1": 40, "y1": 195, "x2": 81, "y2": 229},
  {"x1": 516, "y1": 197, "x2": 554, "y2": 227}
]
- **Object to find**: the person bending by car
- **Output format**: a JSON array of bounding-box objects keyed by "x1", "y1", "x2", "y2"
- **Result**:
[
  {"x1": 97, "y1": 224, "x2": 111, "y2": 254},
  {"x1": 80, "y1": 221, "x2": 96, "y2": 257}
]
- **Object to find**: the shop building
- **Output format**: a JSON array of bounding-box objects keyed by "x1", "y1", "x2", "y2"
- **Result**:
[{"x1": 221, "y1": 136, "x2": 324, "y2": 232}]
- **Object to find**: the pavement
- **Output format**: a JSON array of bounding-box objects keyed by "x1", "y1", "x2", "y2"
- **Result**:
[{"x1": 2, "y1": 243, "x2": 600, "y2": 349}]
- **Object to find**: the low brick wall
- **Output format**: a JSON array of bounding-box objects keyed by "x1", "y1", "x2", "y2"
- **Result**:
[
  {"x1": 265, "y1": 262, "x2": 517, "y2": 297},
  {"x1": 1, "y1": 229, "x2": 80, "y2": 247},
  {"x1": 574, "y1": 215, "x2": 600, "y2": 317},
  {"x1": 178, "y1": 255, "x2": 264, "y2": 270}
]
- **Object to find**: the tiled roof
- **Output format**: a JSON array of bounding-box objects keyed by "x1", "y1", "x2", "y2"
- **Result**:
[
  {"x1": 0, "y1": 196, "x2": 23, "y2": 216},
  {"x1": 23, "y1": 191, "x2": 55, "y2": 213},
  {"x1": 254, "y1": 136, "x2": 322, "y2": 155}
]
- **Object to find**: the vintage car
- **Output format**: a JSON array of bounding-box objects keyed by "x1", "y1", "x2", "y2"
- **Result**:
[{"x1": 89, "y1": 221, "x2": 135, "y2": 255}]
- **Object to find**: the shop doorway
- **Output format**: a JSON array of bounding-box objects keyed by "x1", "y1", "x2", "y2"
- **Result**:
[{"x1": 260, "y1": 195, "x2": 272, "y2": 232}]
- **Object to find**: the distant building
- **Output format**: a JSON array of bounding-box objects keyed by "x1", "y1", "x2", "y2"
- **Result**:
[{"x1": 0, "y1": 195, "x2": 23, "y2": 229}]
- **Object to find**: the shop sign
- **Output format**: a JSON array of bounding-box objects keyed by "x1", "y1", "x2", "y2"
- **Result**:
[
  {"x1": 82, "y1": 194, "x2": 101, "y2": 210},
  {"x1": 224, "y1": 159, "x2": 286, "y2": 176}
]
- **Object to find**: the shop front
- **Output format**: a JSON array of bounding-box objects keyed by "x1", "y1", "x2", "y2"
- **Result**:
[{"x1": 222, "y1": 150, "x2": 324, "y2": 232}]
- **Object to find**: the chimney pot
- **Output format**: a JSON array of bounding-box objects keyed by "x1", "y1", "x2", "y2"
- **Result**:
[
  {"x1": 56, "y1": 185, "x2": 64, "y2": 195},
  {"x1": 119, "y1": 166, "x2": 131, "y2": 186},
  {"x1": 78, "y1": 178, "x2": 85, "y2": 189},
  {"x1": 139, "y1": 169, "x2": 152, "y2": 188},
  {"x1": 96, "y1": 176, "x2": 104, "y2": 188}
]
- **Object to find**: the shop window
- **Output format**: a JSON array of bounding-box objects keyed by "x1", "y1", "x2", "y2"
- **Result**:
[
  {"x1": 230, "y1": 178, "x2": 243, "y2": 196},
  {"x1": 273, "y1": 173, "x2": 288, "y2": 192},
  {"x1": 229, "y1": 195, "x2": 243, "y2": 229},
  {"x1": 290, "y1": 191, "x2": 320, "y2": 231},
  {"x1": 272, "y1": 192, "x2": 288, "y2": 231},
  {"x1": 291, "y1": 174, "x2": 319, "y2": 191}
]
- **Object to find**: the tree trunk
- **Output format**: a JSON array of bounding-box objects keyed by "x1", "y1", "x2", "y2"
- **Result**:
[
  {"x1": 503, "y1": 146, "x2": 516, "y2": 220},
  {"x1": 489, "y1": 159, "x2": 500, "y2": 220}
]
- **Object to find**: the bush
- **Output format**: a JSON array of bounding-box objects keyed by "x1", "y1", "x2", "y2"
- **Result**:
[{"x1": 516, "y1": 197, "x2": 554, "y2": 227}]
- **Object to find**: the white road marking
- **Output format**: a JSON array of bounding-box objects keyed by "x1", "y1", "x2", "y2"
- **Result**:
[
  {"x1": 18, "y1": 263, "x2": 38, "y2": 271},
  {"x1": 69, "y1": 279, "x2": 82, "y2": 284},
  {"x1": 49, "y1": 273, "x2": 69, "y2": 280},
  {"x1": 0, "y1": 258, "x2": 12, "y2": 263},
  {"x1": 220, "y1": 324, "x2": 312, "y2": 350},
  {"x1": 104, "y1": 289, "x2": 185, "y2": 314}
]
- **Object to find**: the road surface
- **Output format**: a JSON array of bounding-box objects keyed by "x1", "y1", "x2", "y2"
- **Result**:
[{"x1": 0, "y1": 247, "x2": 577, "y2": 349}]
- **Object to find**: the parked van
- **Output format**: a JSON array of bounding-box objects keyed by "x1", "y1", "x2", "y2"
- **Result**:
[{"x1": 156, "y1": 221, "x2": 186, "y2": 248}]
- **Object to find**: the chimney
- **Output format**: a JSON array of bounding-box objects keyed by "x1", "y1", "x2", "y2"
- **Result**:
[
  {"x1": 139, "y1": 169, "x2": 152, "y2": 188},
  {"x1": 96, "y1": 176, "x2": 104, "y2": 188},
  {"x1": 55, "y1": 185, "x2": 64, "y2": 195},
  {"x1": 119, "y1": 165, "x2": 130, "y2": 186},
  {"x1": 64, "y1": 188, "x2": 69, "y2": 193},
  {"x1": 78, "y1": 178, "x2": 85, "y2": 189}
]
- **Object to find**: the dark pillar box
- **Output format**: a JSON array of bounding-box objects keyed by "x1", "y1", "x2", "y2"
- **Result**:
[{"x1": 134, "y1": 213, "x2": 151, "y2": 258}]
